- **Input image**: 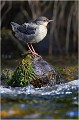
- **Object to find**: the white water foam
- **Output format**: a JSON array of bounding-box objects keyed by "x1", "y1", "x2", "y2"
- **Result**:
[{"x1": 0, "y1": 79, "x2": 79, "y2": 96}]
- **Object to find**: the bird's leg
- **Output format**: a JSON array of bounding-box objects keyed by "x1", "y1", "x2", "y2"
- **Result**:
[
  {"x1": 30, "y1": 44, "x2": 35, "y2": 52},
  {"x1": 27, "y1": 43, "x2": 33, "y2": 52},
  {"x1": 30, "y1": 44, "x2": 38, "y2": 55},
  {"x1": 27, "y1": 43, "x2": 38, "y2": 56}
]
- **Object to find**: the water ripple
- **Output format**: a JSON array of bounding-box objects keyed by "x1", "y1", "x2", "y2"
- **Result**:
[{"x1": 0, "y1": 80, "x2": 78, "y2": 98}]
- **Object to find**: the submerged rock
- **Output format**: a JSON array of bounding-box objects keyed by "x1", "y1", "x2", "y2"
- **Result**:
[{"x1": 4, "y1": 54, "x2": 65, "y2": 87}]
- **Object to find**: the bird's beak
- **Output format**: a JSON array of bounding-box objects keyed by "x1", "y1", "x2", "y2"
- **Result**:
[{"x1": 48, "y1": 20, "x2": 54, "y2": 22}]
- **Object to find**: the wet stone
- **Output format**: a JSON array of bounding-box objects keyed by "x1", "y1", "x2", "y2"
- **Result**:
[{"x1": 2, "y1": 54, "x2": 66, "y2": 88}]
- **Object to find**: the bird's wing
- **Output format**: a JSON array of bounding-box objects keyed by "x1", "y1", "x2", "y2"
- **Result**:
[
  {"x1": 11, "y1": 22, "x2": 38, "y2": 42},
  {"x1": 17, "y1": 23, "x2": 37, "y2": 35}
]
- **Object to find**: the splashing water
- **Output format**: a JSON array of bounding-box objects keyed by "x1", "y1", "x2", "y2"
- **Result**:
[
  {"x1": 0, "y1": 79, "x2": 78, "y2": 96},
  {"x1": 1, "y1": 80, "x2": 78, "y2": 119}
]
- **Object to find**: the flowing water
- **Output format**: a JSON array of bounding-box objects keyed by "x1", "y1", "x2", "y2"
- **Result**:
[{"x1": 1, "y1": 79, "x2": 79, "y2": 119}]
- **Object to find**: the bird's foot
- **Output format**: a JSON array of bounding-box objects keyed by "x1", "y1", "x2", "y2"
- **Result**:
[{"x1": 27, "y1": 50, "x2": 39, "y2": 56}]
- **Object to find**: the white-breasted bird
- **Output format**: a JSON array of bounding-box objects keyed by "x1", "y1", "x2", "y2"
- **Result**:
[{"x1": 11, "y1": 16, "x2": 53, "y2": 55}]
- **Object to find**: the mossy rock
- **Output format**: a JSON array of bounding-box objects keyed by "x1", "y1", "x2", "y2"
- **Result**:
[
  {"x1": 1, "y1": 68, "x2": 13, "y2": 86},
  {"x1": 7, "y1": 54, "x2": 63, "y2": 87},
  {"x1": 55, "y1": 66, "x2": 78, "y2": 81}
]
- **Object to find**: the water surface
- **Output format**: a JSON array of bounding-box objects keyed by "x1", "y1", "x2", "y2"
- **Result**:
[{"x1": 1, "y1": 79, "x2": 78, "y2": 119}]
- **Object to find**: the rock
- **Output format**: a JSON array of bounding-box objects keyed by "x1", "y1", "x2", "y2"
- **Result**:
[
  {"x1": 1, "y1": 69, "x2": 13, "y2": 86},
  {"x1": 6, "y1": 53, "x2": 65, "y2": 87}
]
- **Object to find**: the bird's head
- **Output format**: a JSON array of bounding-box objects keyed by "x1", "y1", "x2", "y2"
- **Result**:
[{"x1": 34, "y1": 16, "x2": 53, "y2": 26}]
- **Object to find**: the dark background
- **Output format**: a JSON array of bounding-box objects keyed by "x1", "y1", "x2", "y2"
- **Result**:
[{"x1": 1, "y1": 1, "x2": 78, "y2": 59}]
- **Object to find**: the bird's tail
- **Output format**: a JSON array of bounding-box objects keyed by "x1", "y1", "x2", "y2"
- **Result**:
[{"x1": 10, "y1": 22, "x2": 20, "y2": 32}]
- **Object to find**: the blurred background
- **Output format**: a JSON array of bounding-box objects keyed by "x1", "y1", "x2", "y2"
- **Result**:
[
  {"x1": 1, "y1": 0, "x2": 78, "y2": 64},
  {"x1": 1, "y1": 1, "x2": 78, "y2": 119}
]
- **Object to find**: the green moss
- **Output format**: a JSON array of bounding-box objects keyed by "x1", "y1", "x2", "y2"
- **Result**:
[
  {"x1": 7, "y1": 54, "x2": 37, "y2": 87},
  {"x1": 1, "y1": 68, "x2": 13, "y2": 80},
  {"x1": 55, "y1": 66, "x2": 78, "y2": 81}
]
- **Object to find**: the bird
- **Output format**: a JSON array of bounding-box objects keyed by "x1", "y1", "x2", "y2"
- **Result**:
[{"x1": 11, "y1": 16, "x2": 53, "y2": 56}]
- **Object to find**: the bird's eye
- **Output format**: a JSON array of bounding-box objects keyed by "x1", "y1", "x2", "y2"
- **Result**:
[{"x1": 44, "y1": 20, "x2": 46, "y2": 22}]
